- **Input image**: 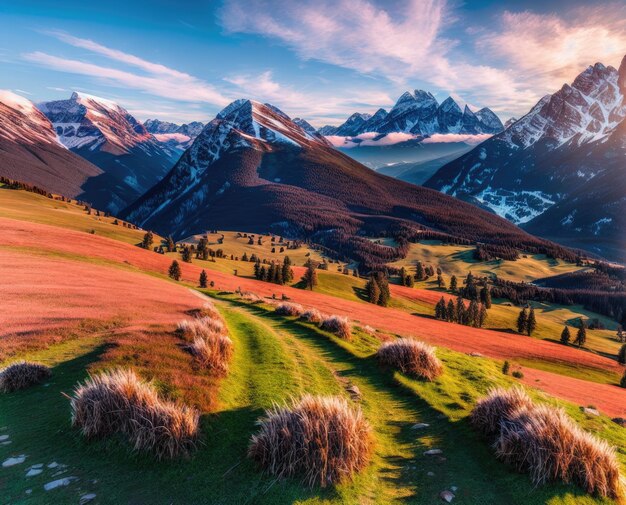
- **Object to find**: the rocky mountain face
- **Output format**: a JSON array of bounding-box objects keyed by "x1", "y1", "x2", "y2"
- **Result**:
[
  {"x1": 37, "y1": 92, "x2": 178, "y2": 213},
  {"x1": 319, "y1": 90, "x2": 503, "y2": 138},
  {"x1": 426, "y1": 57, "x2": 626, "y2": 261},
  {"x1": 121, "y1": 99, "x2": 568, "y2": 267},
  {"x1": 0, "y1": 90, "x2": 102, "y2": 197},
  {"x1": 144, "y1": 118, "x2": 205, "y2": 151}
]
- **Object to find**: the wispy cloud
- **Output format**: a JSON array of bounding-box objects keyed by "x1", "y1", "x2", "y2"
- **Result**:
[{"x1": 23, "y1": 32, "x2": 230, "y2": 107}]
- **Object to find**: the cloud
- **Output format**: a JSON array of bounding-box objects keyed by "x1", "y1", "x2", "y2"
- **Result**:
[
  {"x1": 477, "y1": 6, "x2": 626, "y2": 92},
  {"x1": 23, "y1": 33, "x2": 230, "y2": 108},
  {"x1": 422, "y1": 133, "x2": 492, "y2": 144}
]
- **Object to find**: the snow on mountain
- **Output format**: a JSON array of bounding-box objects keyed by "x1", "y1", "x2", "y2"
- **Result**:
[
  {"x1": 321, "y1": 90, "x2": 503, "y2": 141},
  {"x1": 37, "y1": 92, "x2": 178, "y2": 213},
  {"x1": 425, "y1": 55, "x2": 626, "y2": 262},
  {"x1": 144, "y1": 118, "x2": 205, "y2": 151},
  {"x1": 0, "y1": 90, "x2": 103, "y2": 197}
]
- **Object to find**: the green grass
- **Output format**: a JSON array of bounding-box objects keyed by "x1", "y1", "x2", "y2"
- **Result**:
[{"x1": 1, "y1": 293, "x2": 624, "y2": 504}]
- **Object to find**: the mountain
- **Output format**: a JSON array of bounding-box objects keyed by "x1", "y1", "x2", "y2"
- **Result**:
[
  {"x1": 0, "y1": 90, "x2": 102, "y2": 197},
  {"x1": 144, "y1": 118, "x2": 205, "y2": 152},
  {"x1": 121, "y1": 99, "x2": 571, "y2": 267},
  {"x1": 425, "y1": 57, "x2": 626, "y2": 262},
  {"x1": 376, "y1": 151, "x2": 474, "y2": 185},
  {"x1": 38, "y1": 92, "x2": 178, "y2": 213},
  {"x1": 324, "y1": 90, "x2": 503, "y2": 138}
]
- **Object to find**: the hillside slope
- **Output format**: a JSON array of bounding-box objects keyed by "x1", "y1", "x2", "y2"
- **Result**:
[
  {"x1": 0, "y1": 90, "x2": 102, "y2": 197},
  {"x1": 122, "y1": 99, "x2": 570, "y2": 266}
]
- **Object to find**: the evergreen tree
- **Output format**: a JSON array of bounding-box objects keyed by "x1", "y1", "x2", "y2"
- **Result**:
[
  {"x1": 456, "y1": 296, "x2": 466, "y2": 325},
  {"x1": 517, "y1": 308, "x2": 528, "y2": 334},
  {"x1": 415, "y1": 262, "x2": 425, "y2": 281},
  {"x1": 468, "y1": 299, "x2": 480, "y2": 327},
  {"x1": 447, "y1": 299, "x2": 456, "y2": 322},
  {"x1": 575, "y1": 320, "x2": 587, "y2": 347},
  {"x1": 464, "y1": 272, "x2": 477, "y2": 300},
  {"x1": 405, "y1": 274, "x2": 415, "y2": 287},
  {"x1": 478, "y1": 304, "x2": 487, "y2": 328},
  {"x1": 617, "y1": 326, "x2": 625, "y2": 343},
  {"x1": 199, "y1": 270, "x2": 208, "y2": 288},
  {"x1": 480, "y1": 286, "x2": 492, "y2": 309},
  {"x1": 141, "y1": 231, "x2": 154, "y2": 250},
  {"x1": 181, "y1": 246, "x2": 192, "y2": 263},
  {"x1": 526, "y1": 307, "x2": 537, "y2": 336},
  {"x1": 560, "y1": 326, "x2": 571, "y2": 345},
  {"x1": 282, "y1": 256, "x2": 294, "y2": 284},
  {"x1": 449, "y1": 275, "x2": 458, "y2": 293},
  {"x1": 168, "y1": 260, "x2": 181, "y2": 281},
  {"x1": 437, "y1": 274, "x2": 445, "y2": 289},
  {"x1": 166, "y1": 236, "x2": 176, "y2": 252},
  {"x1": 618, "y1": 344, "x2": 626, "y2": 365},
  {"x1": 254, "y1": 260, "x2": 261, "y2": 279},
  {"x1": 303, "y1": 264, "x2": 318, "y2": 290},
  {"x1": 435, "y1": 297, "x2": 447, "y2": 320},
  {"x1": 366, "y1": 276, "x2": 381, "y2": 305},
  {"x1": 242, "y1": 252, "x2": 249, "y2": 262}
]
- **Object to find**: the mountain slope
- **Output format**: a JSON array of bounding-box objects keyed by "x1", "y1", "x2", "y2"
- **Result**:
[
  {"x1": 0, "y1": 90, "x2": 102, "y2": 197},
  {"x1": 144, "y1": 118, "x2": 205, "y2": 152},
  {"x1": 38, "y1": 92, "x2": 178, "y2": 213},
  {"x1": 122, "y1": 99, "x2": 572, "y2": 266},
  {"x1": 425, "y1": 56, "x2": 626, "y2": 261}
]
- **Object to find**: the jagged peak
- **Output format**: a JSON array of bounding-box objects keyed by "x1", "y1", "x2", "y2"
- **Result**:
[
  {"x1": 439, "y1": 96, "x2": 461, "y2": 112},
  {"x1": 0, "y1": 89, "x2": 36, "y2": 113},
  {"x1": 414, "y1": 89, "x2": 438, "y2": 104},
  {"x1": 70, "y1": 91, "x2": 122, "y2": 111}
]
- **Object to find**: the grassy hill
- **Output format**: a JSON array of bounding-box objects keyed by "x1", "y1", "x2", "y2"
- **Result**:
[{"x1": 1, "y1": 187, "x2": 625, "y2": 504}]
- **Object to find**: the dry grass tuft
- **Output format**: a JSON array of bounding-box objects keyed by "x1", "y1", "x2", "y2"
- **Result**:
[
  {"x1": 198, "y1": 301, "x2": 221, "y2": 320},
  {"x1": 473, "y1": 390, "x2": 621, "y2": 498},
  {"x1": 275, "y1": 302, "x2": 305, "y2": 317},
  {"x1": 177, "y1": 317, "x2": 225, "y2": 341},
  {"x1": 241, "y1": 292, "x2": 263, "y2": 303},
  {"x1": 0, "y1": 361, "x2": 51, "y2": 392},
  {"x1": 70, "y1": 369, "x2": 199, "y2": 459},
  {"x1": 300, "y1": 308, "x2": 324, "y2": 323},
  {"x1": 470, "y1": 387, "x2": 533, "y2": 437},
  {"x1": 188, "y1": 335, "x2": 233, "y2": 376},
  {"x1": 248, "y1": 395, "x2": 373, "y2": 487},
  {"x1": 320, "y1": 315, "x2": 352, "y2": 340},
  {"x1": 376, "y1": 339, "x2": 443, "y2": 381}
]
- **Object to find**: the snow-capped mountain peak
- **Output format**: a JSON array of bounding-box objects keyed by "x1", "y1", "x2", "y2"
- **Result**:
[{"x1": 0, "y1": 90, "x2": 62, "y2": 146}]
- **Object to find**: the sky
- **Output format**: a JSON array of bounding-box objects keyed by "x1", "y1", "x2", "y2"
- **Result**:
[{"x1": 0, "y1": 0, "x2": 624, "y2": 126}]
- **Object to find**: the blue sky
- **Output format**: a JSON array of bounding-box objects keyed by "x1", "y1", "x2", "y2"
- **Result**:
[{"x1": 0, "y1": 0, "x2": 624, "y2": 126}]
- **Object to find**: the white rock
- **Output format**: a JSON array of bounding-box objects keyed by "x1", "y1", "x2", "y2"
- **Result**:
[
  {"x1": 31, "y1": 464, "x2": 43, "y2": 469},
  {"x1": 427, "y1": 471, "x2": 435, "y2": 477},
  {"x1": 451, "y1": 486, "x2": 458, "y2": 492},
  {"x1": 0, "y1": 435, "x2": 9, "y2": 441},
  {"x1": 47, "y1": 462, "x2": 58, "y2": 468},
  {"x1": 424, "y1": 449, "x2": 443, "y2": 456},
  {"x1": 44, "y1": 477, "x2": 76, "y2": 491},
  {"x1": 3, "y1": 455, "x2": 26, "y2": 467},
  {"x1": 440, "y1": 490, "x2": 455, "y2": 502},
  {"x1": 26, "y1": 468, "x2": 43, "y2": 477},
  {"x1": 583, "y1": 407, "x2": 600, "y2": 416},
  {"x1": 25, "y1": 489, "x2": 32, "y2": 495},
  {"x1": 412, "y1": 423, "x2": 430, "y2": 430}
]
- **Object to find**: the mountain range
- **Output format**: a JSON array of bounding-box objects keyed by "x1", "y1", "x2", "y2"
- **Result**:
[
  {"x1": 144, "y1": 118, "x2": 205, "y2": 152},
  {"x1": 37, "y1": 92, "x2": 178, "y2": 213},
  {"x1": 319, "y1": 90, "x2": 504, "y2": 138},
  {"x1": 121, "y1": 98, "x2": 569, "y2": 268},
  {"x1": 426, "y1": 57, "x2": 626, "y2": 261}
]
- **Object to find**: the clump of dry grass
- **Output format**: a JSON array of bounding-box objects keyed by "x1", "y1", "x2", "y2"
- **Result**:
[
  {"x1": 241, "y1": 292, "x2": 263, "y2": 303},
  {"x1": 275, "y1": 302, "x2": 304, "y2": 317},
  {"x1": 473, "y1": 389, "x2": 621, "y2": 498},
  {"x1": 300, "y1": 308, "x2": 324, "y2": 323},
  {"x1": 0, "y1": 361, "x2": 51, "y2": 392},
  {"x1": 70, "y1": 369, "x2": 199, "y2": 459},
  {"x1": 320, "y1": 315, "x2": 352, "y2": 340},
  {"x1": 470, "y1": 387, "x2": 533, "y2": 437},
  {"x1": 188, "y1": 335, "x2": 233, "y2": 376},
  {"x1": 375, "y1": 339, "x2": 443, "y2": 381},
  {"x1": 177, "y1": 317, "x2": 225, "y2": 341},
  {"x1": 248, "y1": 395, "x2": 373, "y2": 487},
  {"x1": 198, "y1": 301, "x2": 221, "y2": 320}
]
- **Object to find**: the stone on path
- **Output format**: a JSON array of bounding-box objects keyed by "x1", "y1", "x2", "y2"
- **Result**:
[
  {"x1": 44, "y1": 477, "x2": 76, "y2": 491},
  {"x1": 3, "y1": 455, "x2": 26, "y2": 467},
  {"x1": 412, "y1": 423, "x2": 429, "y2": 430},
  {"x1": 440, "y1": 490, "x2": 455, "y2": 502},
  {"x1": 26, "y1": 468, "x2": 43, "y2": 477},
  {"x1": 424, "y1": 449, "x2": 443, "y2": 456},
  {"x1": 80, "y1": 493, "x2": 97, "y2": 504},
  {"x1": 0, "y1": 435, "x2": 9, "y2": 441}
]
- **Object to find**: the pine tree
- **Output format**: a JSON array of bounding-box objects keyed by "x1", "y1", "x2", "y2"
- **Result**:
[
  {"x1": 199, "y1": 270, "x2": 208, "y2": 288},
  {"x1": 447, "y1": 299, "x2": 456, "y2": 322},
  {"x1": 618, "y1": 344, "x2": 626, "y2": 365},
  {"x1": 141, "y1": 231, "x2": 154, "y2": 250},
  {"x1": 254, "y1": 261, "x2": 261, "y2": 279},
  {"x1": 405, "y1": 274, "x2": 415, "y2": 287},
  {"x1": 526, "y1": 307, "x2": 537, "y2": 336},
  {"x1": 303, "y1": 264, "x2": 318, "y2": 290},
  {"x1": 468, "y1": 299, "x2": 480, "y2": 327},
  {"x1": 282, "y1": 256, "x2": 293, "y2": 284},
  {"x1": 415, "y1": 261, "x2": 425, "y2": 281},
  {"x1": 617, "y1": 326, "x2": 625, "y2": 343},
  {"x1": 478, "y1": 304, "x2": 487, "y2": 328},
  {"x1": 168, "y1": 260, "x2": 181, "y2": 281},
  {"x1": 437, "y1": 274, "x2": 445, "y2": 289},
  {"x1": 166, "y1": 236, "x2": 176, "y2": 252},
  {"x1": 181, "y1": 246, "x2": 192, "y2": 263},
  {"x1": 456, "y1": 296, "x2": 466, "y2": 325},
  {"x1": 480, "y1": 286, "x2": 492, "y2": 309},
  {"x1": 575, "y1": 320, "x2": 587, "y2": 348},
  {"x1": 366, "y1": 277, "x2": 381, "y2": 305},
  {"x1": 449, "y1": 275, "x2": 458, "y2": 293},
  {"x1": 560, "y1": 326, "x2": 571, "y2": 345},
  {"x1": 517, "y1": 308, "x2": 528, "y2": 334},
  {"x1": 435, "y1": 297, "x2": 447, "y2": 320}
]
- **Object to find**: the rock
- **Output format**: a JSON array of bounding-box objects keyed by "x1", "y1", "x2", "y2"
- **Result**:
[
  {"x1": 583, "y1": 407, "x2": 600, "y2": 416},
  {"x1": 1, "y1": 441, "x2": 12, "y2": 445},
  {"x1": 424, "y1": 449, "x2": 443, "y2": 456},
  {"x1": 26, "y1": 468, "x2": 43, "y2": 477},
  {"x1": 44, "y1": 477, "x2": 76, "y2": 491},
  {"x1": 440, "y1": 490, "x2": 455, "y2": 502},
  {"x1": 80, "y1": 493, "x2": 97, "y2": 504},
  {"x1": 468, "y1": 352, "x2": 483, "y2": 357},
  {"x1": 3, "y1": 455, "x2": 26, "y2": 467},
  {"x1": 31, "y1": 464, "x2": 43, "y2": 469},
  {"x1": 611, "y1": 417, "x2": 626, "y2": 427},
  {"x1": 25, "y1": 489, "x2": 32, "y2": 495},
  {"x1": 47, "y1": 462, "x2": 58, "y2": 468},
  {"x1": 451, "y1": 486, "x2": 458, "y2": 492},
  {"x1": 412, "y1": 423, "x2": 430, "y2": 430},
  {"x1": 0, "y1": 435, "x2": 9, "y2": 441},
  {"x1": 427, "y1": 471, "x2": 435, "y2": 477}
]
